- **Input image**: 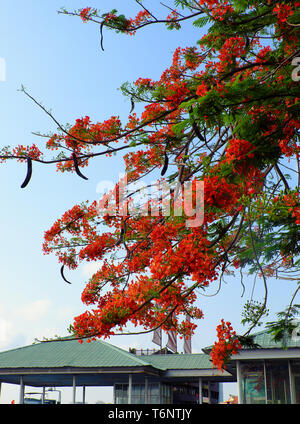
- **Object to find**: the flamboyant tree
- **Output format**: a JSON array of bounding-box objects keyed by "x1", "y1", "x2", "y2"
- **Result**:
[{"x1": 1, "y1": 0, "x2": 300, "y2": 369}]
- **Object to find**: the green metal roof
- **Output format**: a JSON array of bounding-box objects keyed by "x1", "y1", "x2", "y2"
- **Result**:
[
  {"x1": 0, "y1": 337, "x2": 216, "y2": 372},
  {"x1": 2, "y1": 327, "x2": 296, "y2": 373},
  {"x1": 248, "y1": 329, "x2": 300, "y2": 349},
  {"x1": 203, "y1": 328, "x2": 300, "y2": 352},
  {"x1": 0, "y1": 338, "x2": 152, "y2": 369},
  {"x1": 142, "y1": 353, "x2": 214, "y2": 370}
]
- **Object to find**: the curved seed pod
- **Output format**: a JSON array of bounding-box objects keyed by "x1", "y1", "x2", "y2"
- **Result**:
[
  {"x1": 100, "y1": 22, "x2": 105, "y2": 51},
  {"x1": 72, "y1": 153, "x2": 88, "y2": 180},
  {"x1": 161, "y1": 152, "x2": 169, "y2": 176},
  {"x1": 130, "y1": 98, "x2": 135, "y2": 114},
  {"x1": 115, "y1": 227, "x2": 125, "y2": 246},
  {"x1": 21, "y1": 157, "x2": 33, "y2": 188},
  {"x1": 241, "y1": 35, "x2": 250, "y2": 60},
  {"x1": 115, "y1": 219, "x2": 128, "y2": 247},
  {"x1": 245, "y1": 35, "x2": 250, "y2": 49},
  {"x1": 192, "y1": 121, "x2": 205, "y2": 141},
  {"x1": 60, "y1": 265, "x2": 72, "y2": 284}
]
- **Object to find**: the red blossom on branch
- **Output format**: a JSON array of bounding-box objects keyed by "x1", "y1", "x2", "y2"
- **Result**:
[{"x1": 210, "y1": 320, "x2": 242, "y2": 370}]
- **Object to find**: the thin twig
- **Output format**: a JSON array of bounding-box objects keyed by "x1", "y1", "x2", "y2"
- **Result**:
[{"x1": 136, "y1": 0, "x2": 158, "y2": 21}]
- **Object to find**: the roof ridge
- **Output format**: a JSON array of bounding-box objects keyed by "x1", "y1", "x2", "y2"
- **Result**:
[
  {"x1": 94, "y1": 339, "x2": 152, "y2": 366},
  {"x1": 0, "y1": 342, "x2": 38, "y2": 355},
  {"x1": 143, "y1": 352, "x2": 208, "y2": 357},
  {"x1": 43, "y1": 337, "x2": 153, "y2": 367},
  {"x1": 0, "y1": 337, "x2": 156, "y2": 369},
  {"x1": 251, "y1": 329, "x2": 270, "y2": 336}
]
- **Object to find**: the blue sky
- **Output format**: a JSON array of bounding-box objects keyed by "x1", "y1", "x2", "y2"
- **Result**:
[{"x1": 0, "y1": 0, "x2": 298, "y2": 403}]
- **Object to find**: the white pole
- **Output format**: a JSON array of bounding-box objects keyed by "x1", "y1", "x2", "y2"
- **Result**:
[
  {"x1": 82, "y1": 385, "x2": 86, "y2": 404},
  {"x1": 19, "y1": 376, "x2": 25, "y2": 404},
  {"x1": 198, "y1": 378, "x2": 203, "y2": 404},
  {"x1": 236, "y1": 360, "x2": 243, "y2": 404},
  {"x1": 128, "y1": 374, "x2": 132, "y2": 404},
  {"x1": 208, "y1": 381, "x2": 211, "y2": 404},
  {"x1": 72, "y1": 375, "x2": 76, "y2": 404},
  {"x1": 288, "y1": 361, "x2": 296, "y2": 404}
]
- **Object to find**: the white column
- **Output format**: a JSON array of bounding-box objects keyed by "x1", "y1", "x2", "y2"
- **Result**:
[
  {"x1": 72, "y1": 375, "x2": 76, "y2": 404},
  {"x1": 208, "y1": 381, "x2": 211, "y2": 404},
  {"x1": 198, "y1": 378, "x2": 203, "y2": 404},
  {"x1": 113, "y1": 384, "x2": 116, "y2": 404},
  {"x1": 82, "y1": 385, "x2": 86, "y2": 404},
  {"x1": 128, "y1": 374, "x2": 132, "y2": 404},
  {"x1": 218, "y1": 383, "x2": 224, "y2": 403},
  {"x1": 19, "y1": 376, "x2": 25, "y2": 404},
  {"x1": 236, "y1": 360, "x2": 243, "y2": 404},
  {"x1": 288, "y1": 361, "x2": 296, "y2": 404}
]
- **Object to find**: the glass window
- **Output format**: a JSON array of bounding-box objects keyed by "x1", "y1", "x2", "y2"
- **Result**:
[
  {"x1": 132, "y1": 384, "x2": 144, "y2": 404},
  {"x1": 150, "y1": 384, "x2": 160, "y2": 404},
  {"x1": 115, "y1": 383, "x2": 164, "y2": 404},
  {"x1": 291, "y1": 361, "x2": 300, "y2": 374},
  {"x1": 290, "y1": 361, "x2": 300, "y2": 403},
  {"x1": 161, "y1": 385, "x2": 171, "y2": 404},
  {"x1": 115, "y1": 384, "x2": 128, "y2": 404},
  {"x1": 294, "y1": 376, "x2": 300, "y2": 404},
  {"x1": 241, "y1": 362, "x2": 266, "y2": 404},
  {"x1": 265, "y1": 361, "x2": 290, "y2": 404},
  {"x1": 150, "y1": 384, "x2": 159, "y2": 396}
]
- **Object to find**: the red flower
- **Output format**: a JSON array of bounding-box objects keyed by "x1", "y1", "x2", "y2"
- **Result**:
[{"x1": 80, "y1": 7, "x2": 92, "y2": 23}]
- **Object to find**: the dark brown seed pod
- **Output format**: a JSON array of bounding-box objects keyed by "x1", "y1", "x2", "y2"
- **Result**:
[
  {"x1": 130, "y1": 98, "x2": 135, "y2": 114},
  {"x1": 161, "y1": 152, "x2": 169, "y2": 176},
  {"x1": 115, "y1": 227, "x2": 125, "y2": 246},
  {"x1": 72, "y1": 153, "x2": 88, "y2": 180},
  {"x1": 60, "y1": 265, "x2": 72, "y2": 284},
  {"x1": 21, "y1": 157, "x2": 33, "y2": 188},
  {"x1": 192, "y1": 121, "x2": 205, "y2": 141},
  {"x1": 100, "y1": 22, "x2": 105, "y2": 51}
]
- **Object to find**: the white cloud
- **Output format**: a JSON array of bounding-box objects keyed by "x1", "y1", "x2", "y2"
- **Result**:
[
  {"x1": 57, "y1": 306, "x2": 75, "y2": 321},
  {"x1": 81, "y1": 261, "x2": 103, "y2": 278},
  {"x1": 16, "y1": 299, "x2": 51, "y2": 321},
  {"x1": 0, "y1": 317, "x2": 16, "y2": 349}
]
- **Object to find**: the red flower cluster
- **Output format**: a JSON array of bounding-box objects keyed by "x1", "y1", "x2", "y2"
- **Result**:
[
  {"x1": 34, "y1": 1, "x2": 300, "y2": 356},
  {"x1": 210, "y1": 320, "x2": 242, "y2": 370},
  {"x1": 130, "y1": 10, "x2": 151, "y2": 27},
  {"x1": 217, "y1": 37, "x2": 246, "y2": 73},
  {"x1": 272, "y1": 3, "x2": 294, "y2": 25},
  {"x1": 80, "y1": 7, "x2": 92, "y2": 23},
  {"x1": 12, "y1": 144, "x2": 43, "y2": 161}
]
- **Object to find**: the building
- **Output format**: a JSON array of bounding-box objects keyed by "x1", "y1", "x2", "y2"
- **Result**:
[
  {"x1": 0, "y1": 337, "x2": 231, "y2": 404},
  {"x1": 224, "y1": 329, "x2": 300, "y2": 404},
  {"x1": 0, "y1": 328, "x2": 299, "y2": 404}
]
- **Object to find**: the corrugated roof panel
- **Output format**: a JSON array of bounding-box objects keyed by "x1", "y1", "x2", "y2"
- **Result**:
[
  {"x1": 0, "y1": 338, "x2": 151, "y2": 369},
  {"x1": 203, "y1": 329, "x2": 300, "y2": 352},
  {"x1": 142, "y1": 353, "x2": 213, "y2": 370},
  {"x1": 251, "y1": 329, "x2": 300, "y2": 349}
]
